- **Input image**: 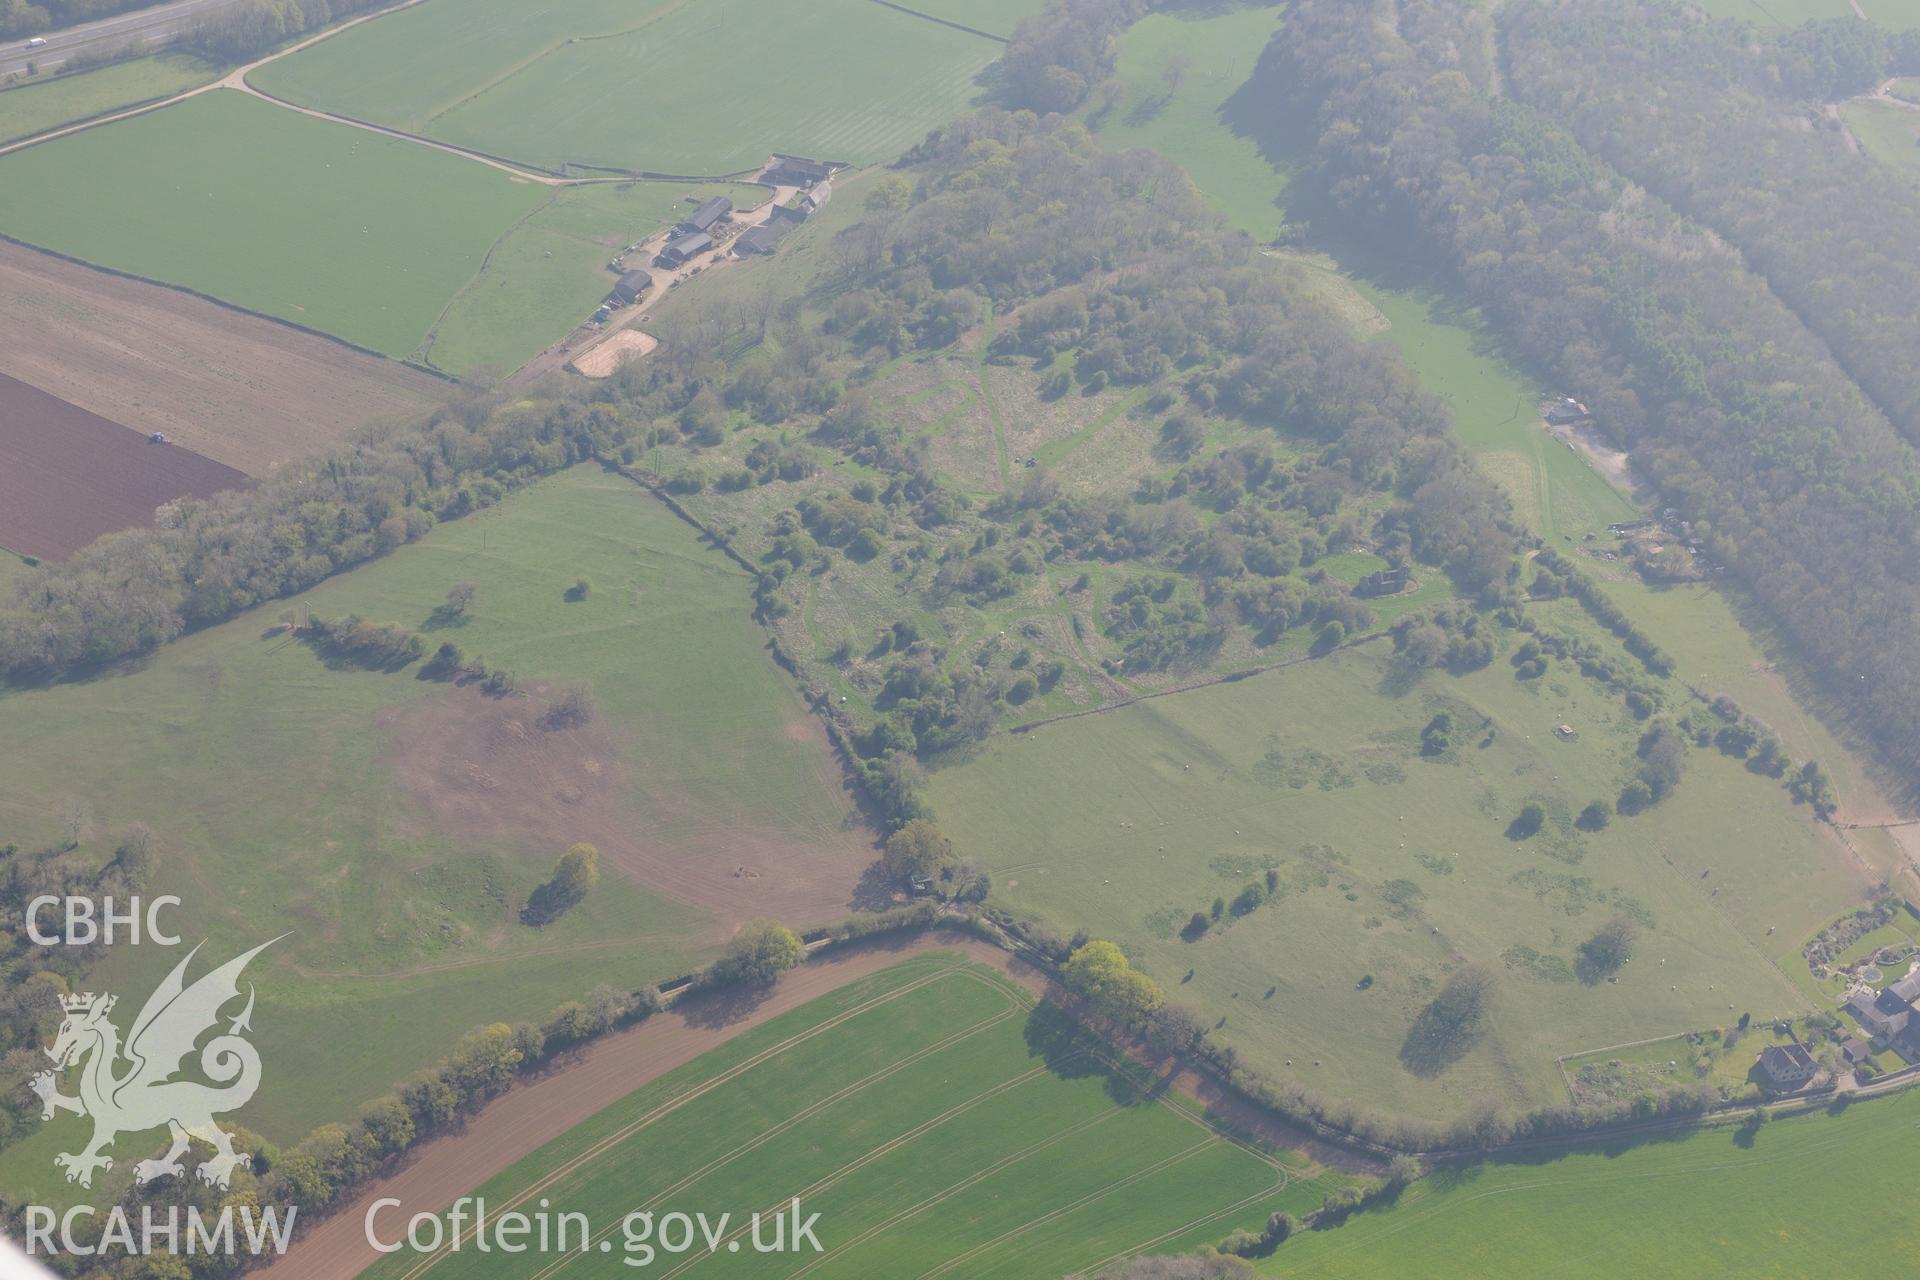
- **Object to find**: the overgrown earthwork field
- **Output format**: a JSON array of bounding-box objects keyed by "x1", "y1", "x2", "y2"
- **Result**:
[{"x1": 925, "y1": 633, "x2": 1858, "y2": 1127}]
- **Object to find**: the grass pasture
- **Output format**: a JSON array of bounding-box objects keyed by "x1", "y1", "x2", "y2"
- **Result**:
[
  {"x1": 0, "y1": 53, "x2": 219, "y2": 145},
  {"x1": 0, "y1": 465, "x2": 871, "y2": 1199},
  {"x1": 1084, "y1": 3, "x2": 1293, "y2": 241},
  {"x1": 1693, "y1": 0, "x2": 1920, "y2": 25},
  {"x1": 1690, "y1": 0, "x2": 1858, "y2": 22},
  {"x1": 0, "y1": 549, "x2": 37, "y2": 596},
  {"x1": 892, "y1": 0, "x2": 1048, "y2": 38},
  {"x1": 1259, "y1": 1086, "x2": 1920, "y2": 1278},
  {"x1": 1357, "y1": 283, "x2": 1639, "y2": 544},
  {"x1": 362, "y1": 954, "x2": 1328, "y2": 1280},
  {"x1": 255, "y1": 0, "x2": 1006, "y2": 176},
  {"x1": 1843, "y1": 96, "x2": 1920, "y2": 186},
  {"x1": 924, "y1": 639, "x2": 1863, "y2": 1126}
]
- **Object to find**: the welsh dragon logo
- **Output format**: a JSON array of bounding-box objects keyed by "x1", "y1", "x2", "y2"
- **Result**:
[{"x1": 31, "y1": 939, "x2": 279, "y2": 1190}]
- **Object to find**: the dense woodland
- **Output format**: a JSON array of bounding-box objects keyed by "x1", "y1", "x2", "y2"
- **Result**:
[
  {"x1": 1260, "y1": 0, "x2": 1920, "y2": 796},
  {"x1": 1503, "y1": 3, "x2": 1920, "y2": 444}
]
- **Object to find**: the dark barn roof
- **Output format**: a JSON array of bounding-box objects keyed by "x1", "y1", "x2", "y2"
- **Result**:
[
  {"x1": 662, "y1": 232, "x2": 713, "y2": 262},
  {"x1": 610, "y1": 269, "x2": 651, "y2": 303},
  {"x1": 735, "y1": 219, "x2": 796, "y2": 255},
  {"x1": 684, "y1": 196, "x2": 732, "y2": 232},
  {"x1": 767, "y1": 153, "x2": 835, "y2": 182}
]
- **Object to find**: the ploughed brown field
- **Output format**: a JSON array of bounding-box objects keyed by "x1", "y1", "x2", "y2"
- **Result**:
[
  {"x1": 0, "y1": 241, "x2": 443, "y2": 475},
  {"x1": 0, "y1": 371, "x2": 245, "y2": 559}
]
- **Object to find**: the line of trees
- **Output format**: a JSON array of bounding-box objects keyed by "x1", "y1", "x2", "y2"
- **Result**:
[
  {"x1": 178, "y1": 0, "x2": 389, "y2": 64},
  {"x1": 0, "y1": 0, "x2": 160, "y2": 40},
  {"x1": 1257, "y1": 0, "x2": 1920, "y2": 798}
]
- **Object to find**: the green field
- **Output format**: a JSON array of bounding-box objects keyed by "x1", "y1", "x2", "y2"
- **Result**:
[
  {"x1": 0, "y1": 89, "x2": 545, "y2": 358},
  {"x1": 1260, "y1": 1087, "x2": 1920, "y2": 1277},
  {"x1": 0, "y1": 465, "x2": 872, "y2": 1205},
  {"x1": 924, "y1": 635, "x2": 1861, "y2": 1126},
  {"x1": 1360, "y1": 284, "x2": 1639, "y2": 544},
  {"x1": 1694, "y1": 0, "x2": 1920, "y2": 25},
  {"x1": 1693, "y1": 0, "x2": 1859, "y2": 21},
  {"x1": 1843, "y1": 96, "x2": 1920, "y2": 185},
  {"x1": 362, "y1": 953, "x2": 1332, "y2": 1280},
  {"x1": 421, "y1": 179, "x2": 763, "y2": 373},
  {"x1": 1083, "y1": 4, "x2": 1293, "y2": 241},
  {"x1": 254, "y1": 0, "x2": 1006, "y2": 175},
  {"x1": 1867, "y1": 0, "x2": 1920, "y2": 30},
  {"x1": 893, "y1": 0, "x2": 1046, "y2": 38},
  {"x1": 0, "y1": 53, "x2": 218, "y2": 145},
  {"x1": 0, "y1": 89, "x2": 746, "y2": 370},
  {"x1": 1591, "y1": 578, "x2": 1898, "y2": 849}
]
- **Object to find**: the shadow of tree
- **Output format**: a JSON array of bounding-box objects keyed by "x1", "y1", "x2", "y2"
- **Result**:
[
  {"x1": 847, "y1": 860, "x2": 903, "y2": 913},
  {"x1": 1398, "y1": 1003, "x2": 1483, "y2": 1077},
  {"x1": 1022, "y1": 1002, "x2": 1154, "y2": 1105},
  {"x1": 676, "y1": 980, "x2": 778, "y2": 1031}
]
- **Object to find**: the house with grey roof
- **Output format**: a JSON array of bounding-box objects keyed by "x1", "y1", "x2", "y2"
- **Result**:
[
  {"x1": 1846, "y1": 986, "x2": 1912, "y2": 1040},
  {"x1": 1757, "y1": 1042, "x2": 1818, "y2": 1091}
]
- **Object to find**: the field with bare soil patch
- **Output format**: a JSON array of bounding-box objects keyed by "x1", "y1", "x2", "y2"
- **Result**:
[
  {"x1": 0, "y1": 241, "x2": 442, "y2": 474},
  {"x1": 0, "y1": 465, "x2": 876, "y2": 1187},
  {"x1": 380, "y1": 685, "x2": 868, "y2": 926}
]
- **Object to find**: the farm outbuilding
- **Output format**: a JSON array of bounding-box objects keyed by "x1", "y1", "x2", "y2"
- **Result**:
[
  {"x1": 658, "y1": 233, "x2": 712, "y2": 267},
  {"x1": 609, "y1": 269, "x2": 651, "y2": 306},
  {"x1": 681, "y1": 196, "x2": 732, "y2": 234},
  {"x1": 765, "y1": 153, "x2": 836, "y2": 186},
  {"x1": 1544, "y1": 397, "x2": 1591, "y2": 425},
  {"x1": 734, "y1": 219, "x2": 797, "y2": 256}
]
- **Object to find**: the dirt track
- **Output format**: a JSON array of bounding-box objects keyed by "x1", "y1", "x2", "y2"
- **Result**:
[
  {"x1": 0, "y1": 370, "x2": 246, "y2": 558},
  {"x1": 0, "y1": 242, "x2": 443, "y2": 474},
  {"x1": 259, "y1": 934, "x2": 1036, "y2": 1280}
]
